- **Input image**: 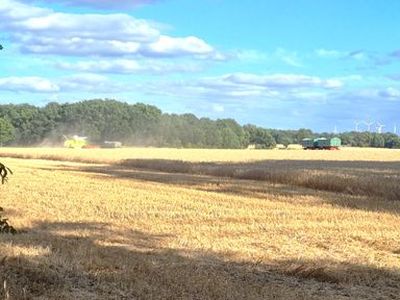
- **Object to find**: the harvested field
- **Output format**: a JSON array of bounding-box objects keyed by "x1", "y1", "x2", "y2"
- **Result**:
[
  {"x1": 0, "y1": 146, "x2": 399, "y2": 163},
  {"x1": 0, "y1": 148, "x2": 399, "y2": 299}
]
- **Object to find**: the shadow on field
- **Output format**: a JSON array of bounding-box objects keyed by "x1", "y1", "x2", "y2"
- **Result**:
[
  {"x1": 1, "y1": 221, "x2": 399, "y2": 299},
  {"x1": 40, "y1": 158, "x2": 400, "y2": 214},
  {"x1": 115, "y1": 159, "x2": 400, "y2": 200}
]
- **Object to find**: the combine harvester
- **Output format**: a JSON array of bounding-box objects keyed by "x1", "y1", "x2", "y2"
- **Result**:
[
  {"x1": 63, "y1": 135, "x2": 122, "y2": 149},
  {"x1": 301, "y1": 137, "x2": 341, "y2": 150},
  {"x1": 63, "y1": 135, "x2": 88, "y2": 149}
]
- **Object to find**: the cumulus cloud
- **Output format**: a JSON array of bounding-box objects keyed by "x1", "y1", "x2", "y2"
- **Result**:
[
  {"x1": 57, "y1": 59, "x2": 201, "y2": 74},
  {"x1": 353, "y1": 87, "x2": 400, "y2": 102},
  {"x1": 212, "y1": 103, "x2": 224, "y2": 112},
  {"x1": 379, "y1": 87, "x2": 400, "y2": 100},
  {"x1": 220, "y1": 73, "x2": 343, "y2": 89},
  {"x1": 233, "y1": 49, "x2": 268, "y2": 62},
  {"x1": 315, "y1": 48, "x2": 344, "y2": 58},
  {"x1": 0, "y1": 76, "x2": 60, "y2": 93},
  {"x1": 35, "y1": 0, "x2": 159, "y2": 10},
  {"x1": 0, "y1": 0, "x2": 49, "y2": 21},
  {"x1": 143, "y1": 35, "x2": 214, "y2": 57},
  {"x1": 233, "y1": 48, "x2": 302, "y2": 67},
  {"x1": 59, "y1": 73, "x2": 125, "y2": 93},
  {"x1": 316, "y1": 48, "x2": 367, "y2": 61},
  {"x1": 146, "y1": 73, "x2": 344, "y2": 103},
  {"x1": 348, "y1": 50, "x2": 367, "y2": 61},
  {"x1": 315, "y1": 48, "x2": 395, "y2": 68},
  {"x1": 275, "y1": 48, "x2": 303, "y2": 67},
  {"x1": 315, "y1": 48, "x2": 368, "y2": 61},
  {"x1": 0, "y1": 74, "x2": 128, "y2": 94},
  {"x1": 14, "y1": 13, "x2": 159, "y2": 42},
  {"x1": 1, "y1": 0, "x2": 218, "y2": 58}
]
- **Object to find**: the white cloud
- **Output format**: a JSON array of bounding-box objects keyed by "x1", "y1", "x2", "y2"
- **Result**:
[
  {"x1": 353, "y1": 87, "x2": 400, "y2": 102},
  {"x1": 143, "y1": 35, "x2": 214, "y2": 57},
  {"x1": 379, "y1": 87, "x2": 400, "y2": 100},
  {"x1": 229, "y1": 49, "x2": 268, "y2": 62},
  {"x1": 14, "y1": 13, "x2": 159, "y2": 42},
  {"x1": 145, "y1": 73, "x2": 344, "y2": 103},
  {"x1": 314, "y1": 48, "x2": 372, "y2": 63},
  {"x1": 0, "y1": 76, "x2": 59, "y2": 93},
  {"x1": 57, "y1": 59, "x2": 201, "y2": 74},
  {"x1": 0, "y1": 0, "x2": 49, "y2": 21},
  {"x1": 0, "y1": 73, "x2": 127, "y2": 94},
  {"x1": 315, "y1": 49, "x2": 344, "y2": 58},
  {"x1": 212, "y1": 104, "x2": 224, "y2": 112},
  {"x1": 348, "y1": 50, "x2": 367, "y2": 61},
  {"x1": 1, "y1": 0, "x2": 218, "y2": 59},
  {"x1": 35, "y1": 0, "x2": 159, "y2": 10},
  {"x1": 59, "y1": 73, "x2": 124, "y2": 93},
  {"x1": 221, "y1": 73, "x2": 343, "y2": 89},
  {"x1": 275, "y1": 48, "x2": 303, "y2": 67}
]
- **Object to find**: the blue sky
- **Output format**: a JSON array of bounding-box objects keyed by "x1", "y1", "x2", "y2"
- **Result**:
[{"x1": 1, "y1": 0, "x2": 399, "y2": 132}]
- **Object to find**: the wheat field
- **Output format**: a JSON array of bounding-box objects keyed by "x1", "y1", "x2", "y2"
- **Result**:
[{"x1": 0, "y1": 147, "x2": 399, "y2": 299}]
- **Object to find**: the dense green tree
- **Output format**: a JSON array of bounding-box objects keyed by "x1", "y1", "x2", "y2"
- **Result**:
[
  {"x1": 217, "y1": 119, "x2": 247, "y2": 148},
  {"x1": 220, "y1": 127, "x2": 241, "y2": 148},
  {"x1": 371, "y1": 134, "x2": 385, "y2": 148},
  {"x1": 270, "y1": 130, "x2": 293, "y2": 146},
  {"x1": 295, "y1": 128, "x2": 313, "y2": 143},
  {"x1": 383, "y1": 133, "x2": 400, "y2": 149},
  {"x1": 0, "y1": 118, "x2": 14, "y2": 146},
  {"x1": 0, "y1": 99, "x2": 397, "y2": 149},
  {"x1": 244, "y1": 125, "x2": 276, "y2": 148}
]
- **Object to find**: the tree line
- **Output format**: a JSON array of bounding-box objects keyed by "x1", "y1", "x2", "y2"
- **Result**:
[{"x1": 0, "y1": 99, "x2": 398, "y2": 149}]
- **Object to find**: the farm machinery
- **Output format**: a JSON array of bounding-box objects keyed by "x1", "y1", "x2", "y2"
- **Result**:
[
  {"x1": 301, "y1": 137, "x2": 341, "y2": 150},
  {"x1": 63, "y1": 135, "x2": 122, "y2": 149},
  {"x1": 63, "y1": 135, "x2": 88, "y2": 149}
]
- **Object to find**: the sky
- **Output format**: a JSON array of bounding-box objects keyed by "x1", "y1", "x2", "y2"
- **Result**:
[{"x1": 0, "y1": 0, "x2": 399, "y2": 132}]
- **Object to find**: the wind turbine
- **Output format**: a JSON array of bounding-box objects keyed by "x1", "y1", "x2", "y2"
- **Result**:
[
  {"x1": 363, "y1": 120, "x2": 374, "y2": 132},
  {"x1": 376, "y1": 121, "x2": 385, "y2": 134},
  {"x1": 354, "y1": 120, "x2": 360, "y2": 132},
  {"x1": 394, "y1": 124, "x2": 397, "y2": 134}
]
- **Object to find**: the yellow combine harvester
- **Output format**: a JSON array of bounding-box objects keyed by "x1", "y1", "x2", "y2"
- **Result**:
[{"x1": 63, "y1": 135, "x2": 88, "y2": 149}]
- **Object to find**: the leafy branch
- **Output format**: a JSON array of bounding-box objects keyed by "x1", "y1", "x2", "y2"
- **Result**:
[
  {"x1": 0, "y1": 163, "x2": 16, "y2": 234},
  {"x1": 0, "y1": 163, "x2": 12, "y2": 184},
  {"x1": 0, "y1": 207, "x2": 17, "y2": 234}
]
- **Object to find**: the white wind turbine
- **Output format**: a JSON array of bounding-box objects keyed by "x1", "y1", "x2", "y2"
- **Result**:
[
  {"x1": 333, "y1": 125, "x2": 338, "y2": 134},
  {"x1": 354, "y1": 120, "x2": 361, "y2": 132},
  {"x1": 363, "y1": 120, "x2": 375, "y2": 132},
  {"x1": 376, "y1": 121, "x2": 385, "y2": 133}
]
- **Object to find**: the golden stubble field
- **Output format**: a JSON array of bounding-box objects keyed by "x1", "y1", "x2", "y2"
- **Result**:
[{"x1": 0, "y1": 147, "x2": 399, "y2": 299}]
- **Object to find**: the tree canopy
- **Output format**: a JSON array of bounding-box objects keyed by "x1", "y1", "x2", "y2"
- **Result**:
[{"x1": 0, "y1": 99, "x2": 398, "y2": 149}]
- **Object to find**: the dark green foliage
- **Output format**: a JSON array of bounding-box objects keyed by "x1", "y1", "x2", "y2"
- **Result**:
[
  {"x1": 0, "y1": 99, "x2": 398, "y2": 149},
  {"x1": 0, "y1": 118, "x2": 15, "y2": 146},
  {"x1": 243, "y1": 125, "x2": 276, "y2": 148},
  {"x1": 295, "y1": 129, "x2": 314, "y2": 143},
  {"x1": 0, "y1": 164, "x2": 16, "y2": 234},
  {"x1": 371, "y1": 134, "x2": 385, "y2": 148},
  {"x1": 0, "y1": 207, "x2": 17, "y2": 234},
  {"x1": 0, "y1": 163, "x2": 12, "y2": 184}
]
